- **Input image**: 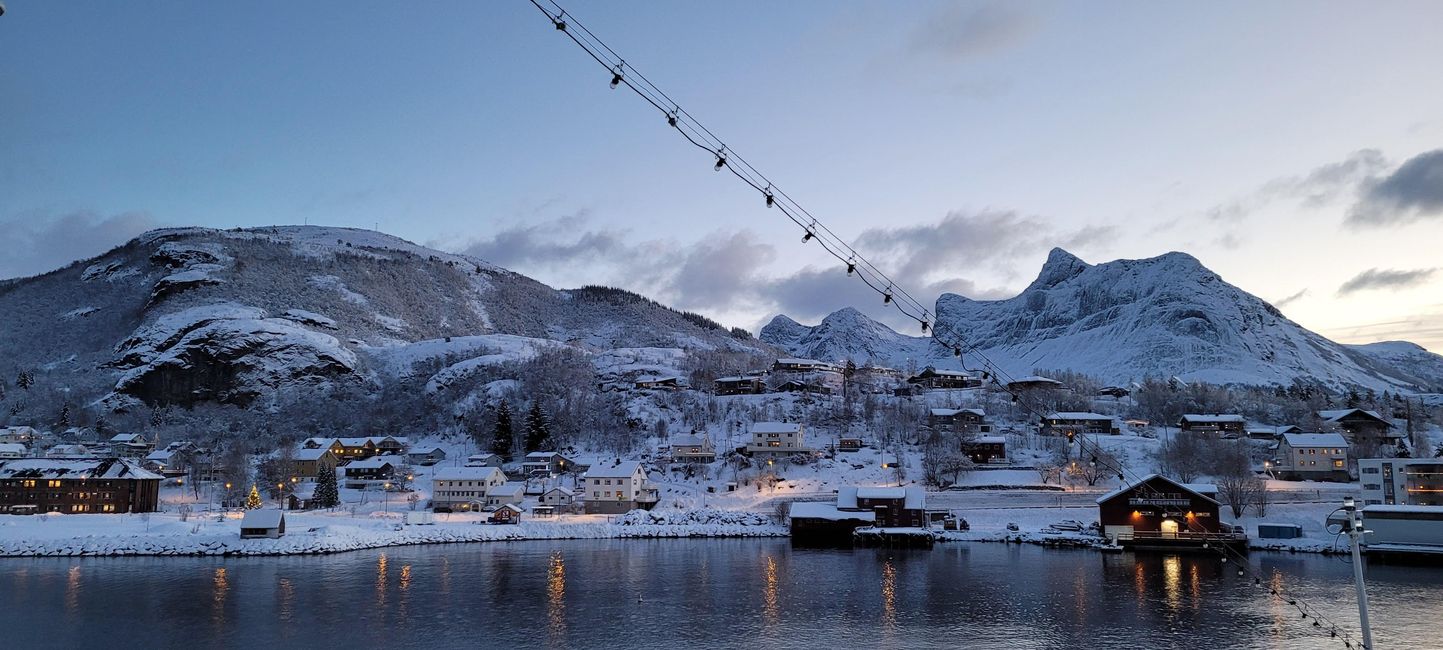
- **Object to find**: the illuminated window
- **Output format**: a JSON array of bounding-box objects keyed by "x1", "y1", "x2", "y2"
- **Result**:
[
  {"x1": 21, "y1": 480, "x2": 35, "y2": 488},
  {"x1": 47, "y1": 480, "x2": 62, "y2": 488}
]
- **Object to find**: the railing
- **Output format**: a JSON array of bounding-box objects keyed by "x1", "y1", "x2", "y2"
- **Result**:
[{"x1": 1115, "y1": 530, "x2": 1246, "y2": 542}]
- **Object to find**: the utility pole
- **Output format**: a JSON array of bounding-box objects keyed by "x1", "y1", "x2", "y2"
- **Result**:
[{"x1": 1343, "y1": 496, "x2": 1375, "y2": 650}]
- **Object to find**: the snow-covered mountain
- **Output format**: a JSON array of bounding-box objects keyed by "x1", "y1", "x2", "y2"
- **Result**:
[
  {"x1": 766, "y1": 248, "x2": 1443, "y2": 392},
  {"x1": 0, "y1": 226, "x2": 771, "y2": 411},
  {"x1": 759, "y1": 308, "x2": 931, "y2": 368}
]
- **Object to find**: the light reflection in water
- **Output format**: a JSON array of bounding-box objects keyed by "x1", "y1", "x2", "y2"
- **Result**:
[
  {"x1": 279, "y1": 577, "x2": 295, "y2": 624},
  {"x1": 1163, "y1": 555, "x2": 1181, "y2": 611},
  {"x1": 376, "y1": 553, "x2": 388, "y2": 608},
  {"x1": 65, "y1": 566, "x2": 81, "y2": 615},
  {"x1": 212, "y1": 567, "x2": 229, "y2": 626},
  {"x1": 762, "y1": 556, "x2": 779, "y2": 627},
  {"x1": 548, "y1": 551, "x2": 567, "y2": 646},
  {"x1": 881, "y1": 560, "x2": 897, "y2": 629}
]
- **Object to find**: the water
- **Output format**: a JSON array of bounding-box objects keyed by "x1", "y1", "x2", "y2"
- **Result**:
[{"x1": 3, "y1": 540, "x2": 1441, "y2": 649}]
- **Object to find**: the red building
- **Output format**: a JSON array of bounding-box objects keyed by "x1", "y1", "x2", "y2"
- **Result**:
[
  {"x1": 0, "y1": 458, "x2": 161, "y2": 514},
  {"x1": 841, "y1": 485, "x2": 927, "y2": 528},
  {"x1": 1095, "y1": 474, "x2": 1244, "y2": 549}
]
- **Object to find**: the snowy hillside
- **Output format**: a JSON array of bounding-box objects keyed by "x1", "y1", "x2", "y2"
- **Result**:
[
  {"x1": 928, "y1": 248, "x2": 1436, "y2": 391},
  {"x1": 1347, "y1": 341, "x2": 1443, "y2": 391},
  {"x1": 0, "y1": 226, "x2": 773, "y2": 413},
  {"x1": 760, "y1": 307, "x2": 932, "y2": 368}
]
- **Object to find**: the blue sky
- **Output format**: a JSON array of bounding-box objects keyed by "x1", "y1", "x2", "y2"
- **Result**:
[{"x1": 3, "y1": 1, "x2": 1442, "y2": 351}]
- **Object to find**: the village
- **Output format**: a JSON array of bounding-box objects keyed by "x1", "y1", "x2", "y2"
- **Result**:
[{"x1": 1, "y1": 356, "x2": 1438, "y2": 559}]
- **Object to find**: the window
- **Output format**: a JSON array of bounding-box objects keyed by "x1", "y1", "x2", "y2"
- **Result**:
[
  {"x1": 1333, "y1": 460, "x2": 1345, "y2": 469},
  {"x1": 21, "y1": 480, "x2": 35, "y2": 488},
  {"x1": 1363, "y1": 483, "x2": 1381, "y2": 490},
  {"x1": 1363, "y1": 467, "x2": 1380, "y2": 474}
]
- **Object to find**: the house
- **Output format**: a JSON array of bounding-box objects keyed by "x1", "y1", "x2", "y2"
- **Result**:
[
  {"x1": 540, "y1": 486, "x2": 576, "y2": 509},
  {"x1": 0, "y1": 458, "x2": 161, "y2": 514},
  {"x1": 465, "y1": 453, "x2": 503, "y2": 468},
  {"x1": 1005, "y1": 376, "x2": 1064, "y2": 392},
  {"x1": 1247, "y1": 425, "x2": 1300, "y2": 440},
  {"x1": 928, "y1": 408, "x2": 990, "y2": 434},
  {"x1": 489, "y1": 503, "x2": 523, "y2": 524},
  {"x1": 1273, "y1": 433, "x2": 1349, "y2": 481},
  {"x1": 839, "y1": 485, "x2": 927, "y2": 528},
  {"x1": 342, "y1": 457, "x2": 396, "y2": 487},
  {"x1": 669, "y1": 435, "x2": 716, "y2": 463},
  {"x1": 774, "y1": 379, "x2": 832, "y2": 396},
  {"x1": 0, "y1": 443, "x2": 27, "y2": 460},
  {"x1": 431, "y1": 466, "x2": 507, "y2": 512},
  {"x1": 772, "y1": 358, "x2": 839, "y2": 374},
  {"x1": 838, "y1": 438, "x2": 864, "y2": 452},
  {"x1": 107, "y1": 433, "x2": 153, "y2": 458},
  {"x1": 293, "y1": 447, "x2": 339, "y2": 481},
  {"x1": 303, "y1": 436, "x2": 410, "y2": 460},
  {"x1": 407, "y1": 446, "x2": 447, "y2": 466},
  {"x1": 1096, "y1": 474, "x2": 1243, "y2": 549},
  {"x1": 1359, "y1": 504, "x2": 1443, "y2": 555},
  {"x1": 1178, "y1": 414, "x2": 1246, "y2": 436},
  {"x1": 522, "y1": 452, "x2": 576, "y2": 476},
  {"x1": 789, "y1": 500, "x2": 876, "y2": 544},
  {"x1": 906, "y1": 367, "x2": 981, "y2": 390},
  {"x1": 582, "y1": 461, "x2": 658, "y2": 514},
  {"x1": 143, "y1": 443, "x2": 196, "y2": 476},
  {"x1": 1097, "y1": 386, "x2": 1130, "y2": 398},
  {"x1": 44, "y1": 444, "x2": 94, "y2": 459},
  {"x1": 746, "y1": 422, "x2": 812, "y2": 459},
  {"x1": 485, "y1": 482, "x2": 527, "y2": 508},
  {"x1": 240, "y1": 510, "x2": 286, "y2": 539},
  {"x1": 960, "y1": 436, "x2": 1008, "y2": 465},
  {"x1": 1041, "y1": 412, "x2": 1120, "y2": 436},
  {"x1": 1359, "y1": 458, "x2": 1443, "y2": 506},
  {"x1": 285, "y1": 484, "x2": 321, "y2": 511},
  {"x1": 0, "y1": 426, "x2": 40, "y2": 445},
  {"x1": 714, "y1": 375, "x2": 766, "y2": 396},
  {"x1": 1317, "y1": 409, "x2": 1399, "y2": 445},
  {"x1": 634, "y1": 375, "x2": 681, "y2": 390}
]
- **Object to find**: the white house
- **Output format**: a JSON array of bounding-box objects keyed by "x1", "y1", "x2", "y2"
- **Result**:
[
  {"x1": 746, "y1": 422, "x2": 811, "y2": 458},
  {"x1": 583, "y1": 461, "x2": 658, "y2": 514},
  {"x1": 108, "y1": 433, "x2": 153, "y2": 457},
  {"x1": 44, "y1": 444, "x2": 94, "y2": 459},
  {"x1": 0, "y1": 426, "x2": 40, "y2": 445},
  {"x1": 1273, "y1": 433, "x2": 1349, "y2": 481},
  {"x1": 668, "y1": 434, "x2": 716, "y2": 463},
  {"x1": 485, "y1": 483, "x2": 526, "y2": 508},
  {"x1": 240, "y1": 510, "x2": 286, "y2": 539},
  {"x1": 0, "y1": 443, "x2": 27, "y2": 459},
  {"x1": 407, "y1": 446, "x2": 447, "y2": 466},
  {"x1": 465, "y1": 453, "x2": 503, "y2": 468},
  {"x1": 431, "y1": 466, "x2": 507, "y2": 512},
  {"x1": 1359, "y1": 458, "x2": 1443, "y2": 506},
  {"x1": 540, "y1": 486, "x2": 576, "y2": 509},
  {"x1": 522, "y1": 451, "x2": 575, "y2": 476}
]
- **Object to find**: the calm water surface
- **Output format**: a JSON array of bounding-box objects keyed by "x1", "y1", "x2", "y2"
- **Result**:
[{"x1": 3, "y1": 539, "x2": 1441, "y2": 649}]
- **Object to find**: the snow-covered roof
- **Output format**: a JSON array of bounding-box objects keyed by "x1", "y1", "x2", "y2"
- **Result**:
[
  {"x1": 525, "y1": 452, "x2": 559, "y2": 460},
  {"x1": 586, "y1": 461, "x2": 645, "y2": 479},
  {"x1": 972, "y1": 436, "x2": 1007, "y2": 444},
  {"x1": 635, "y1": 375, "x2": 678, "y2": 383},
  {"x1": 670, "y1": 435, "x2": 708, "y2": 447},
  {"x1": 1281, "y1": 433, "x2": 1348, "y2": 448},
  {"x1": 45, "y1": 444, "x2": 92, "y2": 457},
  {"x1": 1318, "y1": 409, "x2": 1389, "y2": 425},
  {"x1": 1009, "y1": 376, "x2": 1063, "y2": 386},
  {"x1": 854, "y1": 485, "x2": 926, "y2": 509},
  {"x1": 295, "y1": 448, "x2": 334, "y2": 461},
  {"x1": 0, "y1": 443, "x2": 27, "y2": 454},
  {"x1": 343, "y1": 457, "x2": 395, "y2": 469},
  {"x1": 241, "y1": 510, "x2": 285, "y2": 529},
  {"x1": 790, "y1": 501, "x2": 876, "y2": 521},
  {"x1": 1180, "y1": 414, "x2": 1245, "y2": 423},
  {"x1": 1046, "y1": 412, "x2": 1113, "y2": 421},
  {"x1": 715, "y1": 375, "x2": 759, "y2": 383},
  {"x1": 837, "y1": 486, "x2": 859, "y2": 509},
  {"x1": 494, "y1": 503, "x2": 524, "y2": 513},
  {"x1": 433, "y1": 466, "x2": 504, "y2": 481},
  {"x1": 776, "y1": 357, "x2": 827, "y2": 366},
  {"x1": 467, "y1": 453, "x2": 499, "y2": 461},
  {"x1": 752, "y1": 422, "x2": 801, "y2": 434},
  {"x1": 489, "y1": 483, "x2": 525, "y2": 497},
  {"x1": 544, "y1": 486, "x2": 574, "y2": 496},
  {"x1": 108, "y1": 433, "x2": 144, "y2": 443},
  {"x1": 930, "y1": 408, "x2": 985, "y2": 417},
  {"x1": 408, "y1": 446, "x2": 444, "y2": 455},
  {"x1": 1363, "y1": 504, "x2": 1443, "y2": 515},
  {"x1": 0, "y1": 458, "x2": 162, "y2": 480},
  {"x1": 144, "y1": 450, "x2": 173, "y2": 461},
  {"x1": 1184, "y1": 483, "x2": 1218, "y2": 495},
  {"x1": 1095, "y1": 474, "x2": 1220, "y2": 505}
]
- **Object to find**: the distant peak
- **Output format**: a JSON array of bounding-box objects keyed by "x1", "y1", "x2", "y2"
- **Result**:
[
  {"x1": 1028, "y1": 247, "x2": 1090, "y2": 290},
  {"x1": 764, "y1": 313, "x2": 801, "y2": 328}
]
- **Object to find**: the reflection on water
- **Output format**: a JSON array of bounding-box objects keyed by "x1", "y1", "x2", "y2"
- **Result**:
[
  {"x1": 548, "y1": 551, "x2": 566, "y2": 647},
  {"x1": 4, "y1": 541, "x2": 1443, "y2": 650}
]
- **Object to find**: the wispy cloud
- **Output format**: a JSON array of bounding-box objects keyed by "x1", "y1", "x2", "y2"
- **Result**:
[
  {"x1": 1337, "y1": 268, "x2": 1438, "y2": 296},
  {"x1": 1347, "y1": 149, "x2": 1443, "y2": 227},
  {"x1": 1207, "y1": 149, "x2": 1388, "y2": 222},
  {"x1": 0, "y1": 210, "x2": 161, "y2": 280},
  {"x1": 1324, "y1": 306, "x2": 1443, "y2": 353},
  {"x1": 908, "y1": 3, "x2": 1040, "y2": 61},
  {"x1": 1272, "y1": 288, "x2": 1308, "y2": 309}
]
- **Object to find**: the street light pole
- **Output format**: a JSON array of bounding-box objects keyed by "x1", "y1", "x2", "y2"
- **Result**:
[{"x1": 1343, "y1": 497, "x2": 1375, "y2": 650}]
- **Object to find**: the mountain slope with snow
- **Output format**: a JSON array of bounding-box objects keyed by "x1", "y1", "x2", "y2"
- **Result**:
[{"x1": 759, "y1": 307, "x2": 931, "y2": 368}]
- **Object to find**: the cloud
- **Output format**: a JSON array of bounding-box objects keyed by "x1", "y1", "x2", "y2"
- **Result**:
[
  {"x1": 908, "y1": 4, "x2": 1038, "y2": 60},
  {"x1": 0, "y1": 210, "x2": 161, "y2": 280},
  {"x1": 1207, "y1": 149, "x2": 1388, "y2": 222},
  {"x1": 1337, "y1": 268, "x2": 1438, "y2": 296},
  {"x1": 1324, "y1": 306, "x2": 1443, "y2": 354},
  {"x1": 1347, "y1": 149, "x2": 1443, "y2": 227},
  {"x1": 1272, "y1": 289, "x2": 1308, "y2": 309}
]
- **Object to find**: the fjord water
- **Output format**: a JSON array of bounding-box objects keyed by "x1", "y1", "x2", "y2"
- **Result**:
[{"x1": 3, "y1": 540, "x2": 1440, "y2": 649}]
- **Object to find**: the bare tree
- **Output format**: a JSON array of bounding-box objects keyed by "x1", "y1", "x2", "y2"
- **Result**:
[{"x1": 1155, "y1": 432, "x2": 1209, "y2": 482}]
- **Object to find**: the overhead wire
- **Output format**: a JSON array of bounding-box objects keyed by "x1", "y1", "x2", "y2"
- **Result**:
[{"x1": 523, "y1": 1, "x2": 1367, "y2": 646}]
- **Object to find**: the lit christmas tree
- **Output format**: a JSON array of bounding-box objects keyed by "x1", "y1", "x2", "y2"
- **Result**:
[
  {"x1": 245, "y1": 484, "x2": 263, "y2": 510},
  {"x1": 313, "y1": 465, "x2": 340, "y2": 509}
]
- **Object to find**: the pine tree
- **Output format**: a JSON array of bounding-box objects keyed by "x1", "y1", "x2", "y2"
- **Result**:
[
  {"x1": 245, "y1": 484, "x2": 263, "y2": 510},
  {"x1": 491, "y1": 400, "x2": 515, "y2": 460},
  {"x1": 16, "y1": 371, "x2": 32, "y2": 391},
  {"x1": 57, "y1": 403, "x2": 71, "y2": 429},
  {"x1": 525, "y1": 401, "x2": 551, "y2": 452},
  {"x1": 313, "y1": 464, "x2": 340, "y2": 509}
]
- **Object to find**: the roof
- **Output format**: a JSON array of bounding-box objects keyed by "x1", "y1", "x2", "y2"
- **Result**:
[
  {"x1": 790, "y1": 502, "x2": 876, "y2": 521},
  {"x1": 837, "y1": 486, "x2": 859, "y2": 509},
  {"x1": 670, "y1": 435, "x2": 708, "y2": 447},
  {"x1": 144, "y1": 450, "x2": 174, "y2": 461},
  {"x1": 1046, "y1": 412, "x2": 1114, "y2": 421},
  {"x1": 586, "y1": 461, "x2": 645, "y2": 479},
  {"x1": 108, "y1": 433, "x2": 144, "y2": 443},
  {"x1": 544, "y1": 486, "x2": 574, "y2": 496},
  {"x1": 409, "y1": 446, "x2": 444, "y2": 455},
  {"x1": 930, "y1": 408, "x2": 985, "y2": 417},
  {"x1": 295, "y1": 447, "x2": 335, "y2": 461},
  {"x1": 467, "y1": 453, "x2": 499, "y2": 461},
  {"x1": 525, "y1": 452, "x2": 559, "y2": 460},
  {"x1": 776, "y1": 357, "x2": 827, "y2": 366},
  {"x1": 0, "y1": 443, "x2": 27, "y2": 454},
  {"x1": 1180, "y1": 414, "x2": 1246, "y2": 423},
  {"x1": 971, "y1": 436, "x2": 1007, "y2": 444},
  {"x1": 715, "y1": 375, "x2": 759, "y2": 383},
  {"x1": 1183, "y1": 483, "x2": 1218, "y2": 495},
  {"x1": 1008, "y1": 376, "x2": 1063, "y2": 386},
  {"x1": 1318, "y1": 409, "x2": 1391, "y2": 426},
  {"x1": 0, "y1": 457, "x2": 162, "y2": 480},
  {"x1": 1095, "y1": 474, "x2": 1220, "y2": 506},
  {"x1": 1363, "y1": 504, "x2": 1443, "y2": 515},
  {"x1": 494, "y1": 503, "x2": 524, "y2": 513},
  {"x1": 241, "y1": 510, "x2": 285, "y2": 529},
  {"x1": 752, "y1": 422, "x2": 801, "y2": 434},
  {"x1": 853, "y1": 485, "x2": 925, "y2": 510},
  {"x1": 343, "y1": 457, "x2": 395, "y2": 469},
  {"x1": 433, "y1": 466, "x2": 504, "y2": 481},
  {"x1": 1281, "y1": 433, "x2": 1349, "y2": 448},
  {"x1": 489, "y1": 483, "x2": 525, "y2": 496}
]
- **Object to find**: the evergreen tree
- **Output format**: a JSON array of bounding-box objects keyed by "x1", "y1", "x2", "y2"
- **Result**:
[
  {"x1": 245, "y1": 484, "x2": 263, "y2": 510},
  {"x1": 491, "y1": 400, "x2": 515, "y2": 460},
  {"x1": 57, "y1": 403, "x2": 71, "y2": 429},
  {"x1": 525, "y1": 401, "x2": 551, "y2": 452},
  {"x1": 16, "y1": 371, "x2": 32, "y2": 391},
  {"x1": 313, "y1": 465, "x2": 340, "y2": 509}
]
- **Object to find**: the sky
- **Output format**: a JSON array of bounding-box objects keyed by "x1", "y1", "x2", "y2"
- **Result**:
[{"x1": 2, "y1": 1, "x2": 1442, "y2": 352}]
